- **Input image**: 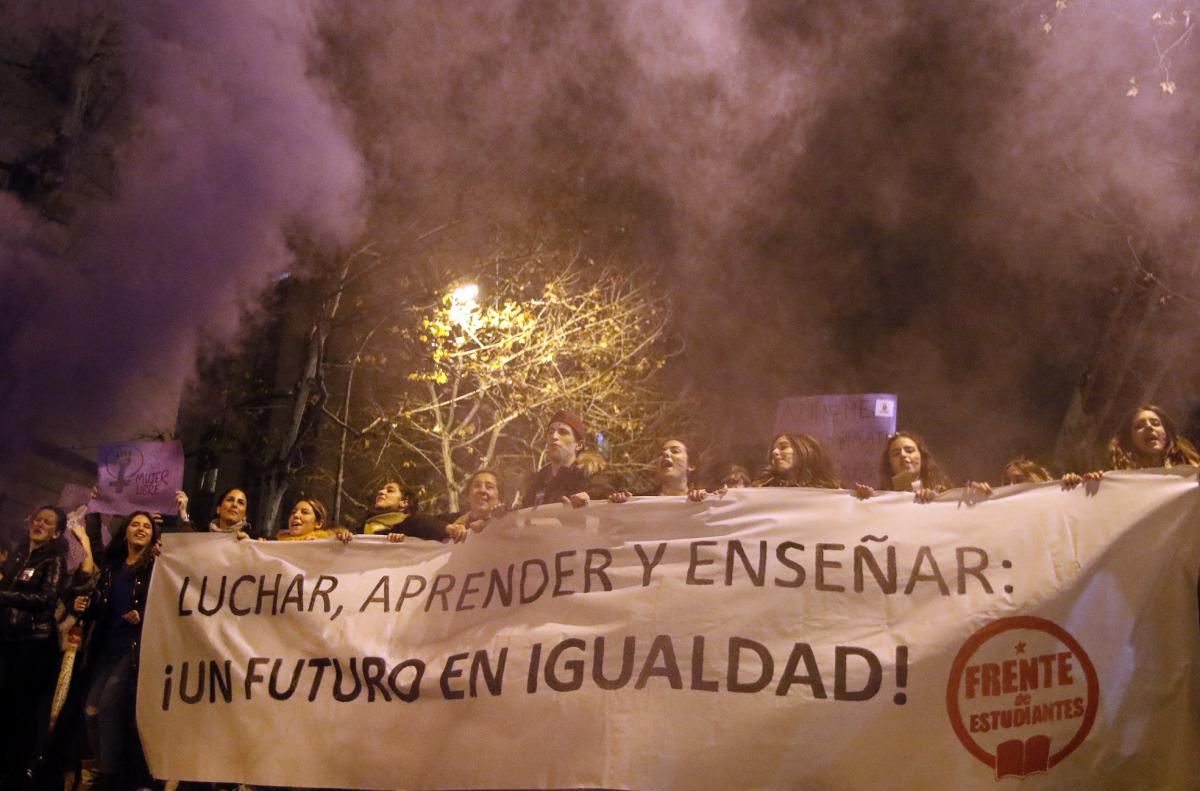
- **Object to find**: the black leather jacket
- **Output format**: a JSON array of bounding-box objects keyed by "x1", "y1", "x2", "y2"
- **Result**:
[
  {"x1": 0, "y1": 541, "x2": 67, "y2": 643},
  {"x1": 80, "y1": 557, "x2": 155, "y2": 677}
]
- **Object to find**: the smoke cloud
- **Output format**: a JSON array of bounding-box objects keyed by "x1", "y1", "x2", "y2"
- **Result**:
[
  {"x1": 0, "y1": 1, "x2": 364, "y2": 463},
  {"x1": 321, "y1": 0, "x2": 1200, "y2": 480},
  {"x1": 4, "y1": 0, "x2": 1197, "y2": 486}
]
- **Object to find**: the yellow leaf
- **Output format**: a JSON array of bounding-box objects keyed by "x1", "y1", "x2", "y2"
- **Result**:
[
  {"x1": 1161, "y1": 80, "x2": 1176, "y2": 94},
  {"x1": 1043, "y1": 21, "x2": 1053, "y2": 33}
]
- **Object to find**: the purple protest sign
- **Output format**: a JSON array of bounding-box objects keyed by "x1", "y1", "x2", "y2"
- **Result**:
[
  {"x1": 88, "y1": 440, "x2": 184, "y2": 515},
  {"x1": 774, "y1": 394, "x2": 897, "y2": 489},
  {"x1": 58, "y1": 483, "x2": 93, "y2": 511}
]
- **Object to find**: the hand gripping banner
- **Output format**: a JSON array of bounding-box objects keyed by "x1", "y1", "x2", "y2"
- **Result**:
[{"x1": 138, "y1": 471, "x2": 1200, "y2": 789}]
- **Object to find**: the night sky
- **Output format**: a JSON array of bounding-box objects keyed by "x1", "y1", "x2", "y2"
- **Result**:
[{"x1": 2, "y1": 1, "x2": 1198, "y2": 484}]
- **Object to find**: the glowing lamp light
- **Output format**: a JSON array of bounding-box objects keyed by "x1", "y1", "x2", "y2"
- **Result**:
[
  {"x1": 451, "y1": 283, "x2": 479, "y2": 303},
  {"x1": 447, "y1": 282, "x2": 480, "y2": 330}
]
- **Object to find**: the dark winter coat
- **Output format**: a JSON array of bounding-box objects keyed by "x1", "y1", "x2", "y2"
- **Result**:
[
  {"x1": 0, "y1": 541, "x2": 67, "y2": 643},
  {"x1": 521, "y1": 464, "x2": 615, "y2": 509},
  {"x1": 78, "y1": 556, "x2": 155, "y2": 679}
]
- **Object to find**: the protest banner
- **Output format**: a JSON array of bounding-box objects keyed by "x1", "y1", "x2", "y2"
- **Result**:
[
  {"x1": 138, "y1": 471, "x2": 1200, "y2": 790},
  {"x1": 774, "y1": 393, "x2": 897, "y2": 487},
  {"x1": 88, "y1": 439, "x2": 184, "y2": 515}
]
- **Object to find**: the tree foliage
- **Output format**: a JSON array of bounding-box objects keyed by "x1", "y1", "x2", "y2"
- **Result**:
[
  {"x1": 313, "y1": 231, "x2": 689, "y2": 515},
  {"x1": 1040, "y1": 1, "x2": 1195, "y2": 96}
]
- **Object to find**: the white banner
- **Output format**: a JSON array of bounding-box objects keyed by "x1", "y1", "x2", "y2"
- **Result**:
[{"x1": 139, "y1": 471, "x2": 1200, "y2": 790}]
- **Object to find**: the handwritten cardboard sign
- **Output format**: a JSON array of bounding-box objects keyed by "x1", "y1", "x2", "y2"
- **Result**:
[{"x1": 88, "y1": 440, "x2": 184, "y2": 515}]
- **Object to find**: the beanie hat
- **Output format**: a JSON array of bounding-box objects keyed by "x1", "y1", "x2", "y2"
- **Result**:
[{"x1": 548, "y1": 410, "x2": 586, "y2": 444}]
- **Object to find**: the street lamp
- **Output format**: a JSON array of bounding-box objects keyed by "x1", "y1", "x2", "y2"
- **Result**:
[
  {"x1": 447, "y1": 282, "x2": 480, "y2": 334},
  {"x1": 451, "y1": 282, "x2": 479, "y2": 304}
]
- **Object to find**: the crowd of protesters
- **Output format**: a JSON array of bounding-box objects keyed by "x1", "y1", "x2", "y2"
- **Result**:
[{"x1": 1, "y1": 404, "x2": 1197, "y2": 790}]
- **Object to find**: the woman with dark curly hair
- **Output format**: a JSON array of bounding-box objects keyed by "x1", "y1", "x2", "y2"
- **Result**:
[
  {"x1": 74, "y1": 511, "x2": 160, "y2": 791},
  {"x1": 755, "y1": 433, "x2": 842, "y2": 489},
  {"x1": 854, "y1": 431, "x2": 953, "y2": 504}
]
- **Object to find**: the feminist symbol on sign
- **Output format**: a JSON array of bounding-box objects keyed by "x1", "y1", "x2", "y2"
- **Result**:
[{"x1": 103, "y1": 445, "x2": 144, "y2": 494}]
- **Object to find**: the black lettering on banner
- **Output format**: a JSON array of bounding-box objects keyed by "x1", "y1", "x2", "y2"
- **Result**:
[
  {"x1": 169, "y1": 661, "x2": 235, "y2": 707},
  {"x1": 635, "y1": 635, "x2": 682, "y2": 689},
  {"x1": 634, "y1": 543, "x2": 667, "y2": 586},
  {"x1": 229, "y1": 574, "x2": 256, "y2": 616},
  {"x1": 725, "y1": 541, "x2": 766, "y2": 586},
  {"x1": 307, "y1": 658, "x2": 332, "y2": 702},
  {"x1": 441, "y1": 652, "x2": 468, "y2": 699},
  {"x1": 774, "y1": 542, "x2": 806, "y2": 588},
  {"x1": 527, "y1": 643, "x2": 542, "y2": 693},
  {"x1": 197, "y1": 576, "x2": 227, "y2": 616},
  {"x1": 834, "y1": 645, "x2": 882, "y2": 701},
  {"x1": 691, "y1": 636, "x2": 719, "y2": 692},
  {"x1": 815, "y1": 544, "x2": 845, "y2": 592},
  {"x1": 470, "y1": 648, "x2": 507, "y2": 696},
  {"x1": 177, "y1": 578, "x2": 192, "y2": 616},
  {"x1": 256, "y1": 573, "x2": 281, "y2": 615},
  {"x1": 728, "y1": 637, "x2": 773, "y2": 693},
  {"x1": 360, "y1": 576, "x2": 390, "y2": 612},
  {"x1": 396, "y1": 574, "x2": 427, "y2": 611},
  {"x1": 584, "y1": 548, "x2": 613, "y2": 593},
  {"x1": 161, "y1": 664, "x2": 174, "y2": 710},
  {"x1": 545, "y1": 638, "x2": 587, "y2": 692},
  {"x1": 270, "y1": 659, "x2": 305, "y2": 700},
  {"x1": 956, "y1": 547, "x2": 992, "y2": 594},
  {"x1": 425, "y1": 574, "x2": 456, "y2": 613},
  {"x1": 310, "y1": 575, "x2": 338, "y2": 612},
  {"x1": 854, "y1": 545, "x2": 896, "y2": 593},
  {"x1": 777, "y1": 643, "x2": 827, "y2": 698},
  {"x1": 457, "y1": 572, "x2": 485, "y2": 611},
  {"x1": 687, "y1": 541, "x2": 717, "y2": 585},
  {"x1": 333, "y1": 658, "x2": 362, "y2": 702},
  {"x1": 210, "y1": 660, "x2": 233, "y2": 703},
  {"x1": 362, "y1": 657, "x2": 391, "y2": 702},
  {"x1": 483, "y1": 566, "x2": 514, "y2": 608},
  {"x1": 387, "y1": 659, "x2": 423, "y2": 702},
  {"x1": 520, "y1": 559, "x2": 548, "y2": 603},
  {"x1": 244, "y1": 657, "x2": 268, "y2": 700},
  {"x1": 905, "y1": 546, "x2": 950, "y2": 595},
  {"x1": 553, "y1": 550, "x2": 577, "y2": 597},
  {"x1": 592, "y1": 636, "x2": 635, "y2": 690},
  {"x1": 281, "y1": 576, "x2": 305, "y2": 613}
]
